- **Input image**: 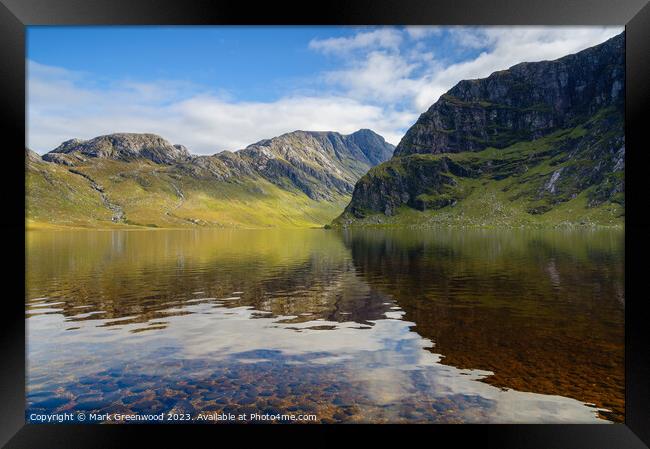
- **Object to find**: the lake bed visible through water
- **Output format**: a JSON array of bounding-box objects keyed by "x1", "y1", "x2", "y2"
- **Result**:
[{"x1": 26, "y1": 228, "x2": 624, "y2": 423}]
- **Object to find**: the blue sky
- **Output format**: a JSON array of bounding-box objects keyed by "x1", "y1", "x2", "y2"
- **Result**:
[{"x1": 27, "y1": 26, "x2": 622, "y2": 154}]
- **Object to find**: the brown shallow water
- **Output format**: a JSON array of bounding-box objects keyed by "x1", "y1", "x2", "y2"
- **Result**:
[{"x1": 26, "y1": 228, "x2": 624, "y2": 423}]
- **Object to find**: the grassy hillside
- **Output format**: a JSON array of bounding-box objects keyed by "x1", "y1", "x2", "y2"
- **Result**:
[
  {"x1": 335, "y1": 184, "x2": 622, "y2": 228},
  {"x1": 27, "y1": 157, "x2": 348, "y2": 230},
  {"x1": 27, "y1": 157, "x2": 114, "y2": 230},
  {"x1": 333, "y1": 108, "x2": 624, "y2": 228},
  {"x1": 27, "y1": 129, "x2": 394, "y2": 230}
]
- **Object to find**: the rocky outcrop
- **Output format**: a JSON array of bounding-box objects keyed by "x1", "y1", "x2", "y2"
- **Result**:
[
  {"x1": 395, "y1": 32, "x2": 624, "y2": 157},
  {"x1": 345, "y1": 156, "x2": 467, "y2": 217},
  {"x1": 43, "y1": 133, "x2": 192, "y2": 165}
]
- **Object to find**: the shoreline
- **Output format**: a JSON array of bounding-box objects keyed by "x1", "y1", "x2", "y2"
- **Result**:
[{"x1": 26, "y1": 221, "x2": 625, "y2": 232}]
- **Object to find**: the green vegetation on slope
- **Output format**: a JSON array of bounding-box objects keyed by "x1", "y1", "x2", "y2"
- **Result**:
[
  {"x1": 27, "y1": 156, "x2": 114, "y2": 230},
  {"x1": 27, "y1": 157, "x2": 348, "y2": 229},
  {"x1": 334, "y1": 107, "x2": 624, "y2": 228}
]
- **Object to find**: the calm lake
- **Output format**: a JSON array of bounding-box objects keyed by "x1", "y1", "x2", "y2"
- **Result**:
[{"x1": 26, "y1": 228, "x2": 624, "y2": 423}]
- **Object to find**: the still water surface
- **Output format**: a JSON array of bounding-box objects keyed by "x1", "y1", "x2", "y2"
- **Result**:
[{"x1": 26, "y1": 228, "x2": 624, "y2": 423}]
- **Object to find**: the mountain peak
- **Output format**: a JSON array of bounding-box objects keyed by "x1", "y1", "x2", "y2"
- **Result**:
[
  {"x1": 346, "y1": 129, "x2": 393, "y2": 165},
  {"x1": 43, "y1": 133, "x2": 191, "y2": 165},
  {"x1": 350, "y1": 128, "x2": 376, "y2": 137},
  {"x1": 240, "y1": 129, "x2": 393, "y2": 167},
  {"x1": 226, "y1": 128, "x2": 394, "y2": 200}
]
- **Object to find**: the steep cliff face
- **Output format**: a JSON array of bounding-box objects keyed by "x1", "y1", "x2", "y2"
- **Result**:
[
  {"x1": 395, "y1": 32, "x2": 624, "y2": 157},
  {"x1": 336, "y1": 32, "x2": 624, "y2": 227},
  {"x1": 345, "y1": 156, "x2": 463, "y2": 217}
]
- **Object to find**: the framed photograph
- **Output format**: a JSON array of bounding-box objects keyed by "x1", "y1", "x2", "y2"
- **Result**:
[{"x1": 2, "y1": 0, "x2": 649, "y2": 447}]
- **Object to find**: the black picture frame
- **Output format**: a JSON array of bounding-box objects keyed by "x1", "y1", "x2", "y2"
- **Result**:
[{"x1": 2, "y1": 0, "x2": 649, "y2": 447}]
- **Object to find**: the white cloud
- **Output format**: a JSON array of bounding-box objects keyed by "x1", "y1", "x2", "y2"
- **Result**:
[
  {"x1": 28, "y1": 26, "x2": 623, "y2": 155},
  {"x1": 27, "y1": 60, "x2": 413, "y2": 154},
  {"x1": 309, "y1": 28, "x2": 403, "y2": 55},
  {"x1": 404, "y1": 26, "x2": 443, "y2": 40},
  {"x1": 410, "y1": 26, "x2": 623, "y2": 109},
  {"x1": 167, "y1": 95, "x2": 413, "y2": 152},
  {"x1": 318, "y1": 26, "x2": 623, "y2": 112},
  {"x1": 322, "y1": 51, "x2": 423, "y2": 104}
]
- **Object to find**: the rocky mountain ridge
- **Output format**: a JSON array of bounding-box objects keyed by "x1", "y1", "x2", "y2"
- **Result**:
[
  {"x1": 39, "y1": 129, "x2": 394, "y2": 202},
  {"x1": 28, "y1": 129, "x2": 394, "y2": 228}
]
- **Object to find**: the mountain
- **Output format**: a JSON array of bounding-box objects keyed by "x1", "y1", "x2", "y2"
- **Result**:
[
  {"x1": 334, "y1": 32, "x2": 624, "y2": 227},
  {"x1": 43, "y1": 133, "x2": 192, "y2": 165},
  {"x1": 186, "y1": 129, "x2": 395, "y2": 201},
  {"x1": 27, "y1": 129, "x2": 393, "y2": 229},
  {"x1": 26, "y1": 148, "x2": 41, "y2": 162}
]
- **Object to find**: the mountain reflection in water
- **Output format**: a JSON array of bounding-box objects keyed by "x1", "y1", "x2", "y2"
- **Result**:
[{"x1": 26, "y1": 228, "x2": 624, "y2": 423}]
